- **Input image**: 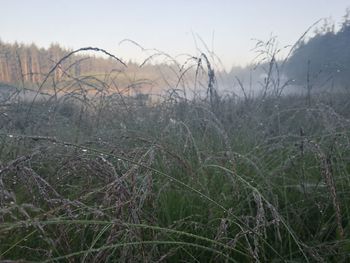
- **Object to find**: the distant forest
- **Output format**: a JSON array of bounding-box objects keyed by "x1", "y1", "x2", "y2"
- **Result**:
[
  {"x1": 0, "y1": 42, "x2": 126, "y2": 84},
  {"x1": 0, "y1": 10, "x2": 349, "y2": 93},
  {"x1": 285, "y1": 10, "x2": 350, "y2": 89},
  {"x1": 0, "y1": 42, "x2": 178, "y2": 93}
]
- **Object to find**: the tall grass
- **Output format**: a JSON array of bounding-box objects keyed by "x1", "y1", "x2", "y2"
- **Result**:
[{"x1": 0, "y1": 46, "x2": 349, "y2": 262}]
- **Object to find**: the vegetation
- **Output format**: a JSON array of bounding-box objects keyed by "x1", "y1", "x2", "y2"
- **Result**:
[
  {"x1": 0, "y1": 43, "x2": 350, "y2": 262},
  {"x1": 285, "y1": 9, "x2": 350, "y2": 89},
  {"x1": 1, "y1": 12, "x2": 350, "y2": 262},
  {"x1": 0, "y1": 41, "x2": 178, "y2": 93}
]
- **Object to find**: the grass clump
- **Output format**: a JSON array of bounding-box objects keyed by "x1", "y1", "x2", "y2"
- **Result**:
[{"x1": 0, "y1": 48, "x2": 350, "y2": 262}]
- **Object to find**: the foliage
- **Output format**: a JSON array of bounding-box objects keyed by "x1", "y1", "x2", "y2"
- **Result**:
[
  {"x1": 0, "y1": 60, "x2": 350, "y2": 261},
  {"x1": 285, "y1": 9, "x2": 350, "y2": 89}
]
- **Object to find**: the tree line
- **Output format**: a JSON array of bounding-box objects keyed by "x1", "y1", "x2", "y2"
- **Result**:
[
  {"x1": 0, "y1": 41, "x2": 129, "y2": 86},
  {"x1": 285, "y1": 9, "x2": 350, "y2": 89},
  {"x1": 1, "y1": 8, "x2": 349, "y2": 94}
]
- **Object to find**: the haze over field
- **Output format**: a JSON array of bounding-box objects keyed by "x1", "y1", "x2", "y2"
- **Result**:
[
  {"x1": 1, "y1": 1, "x2": 350, "y2": 97},
  {"x1": 1, "y1": 1, "x2": 350, "y2": 262}
]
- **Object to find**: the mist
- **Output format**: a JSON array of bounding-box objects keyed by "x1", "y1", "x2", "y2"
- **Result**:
[{"x1": 1, "y1": 3, "x2": 350, "y2": 263}]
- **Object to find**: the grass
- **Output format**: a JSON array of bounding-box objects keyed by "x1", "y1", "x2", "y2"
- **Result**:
[{"x1": 0, "y1": 50, "x2": 350, "y2": 262}]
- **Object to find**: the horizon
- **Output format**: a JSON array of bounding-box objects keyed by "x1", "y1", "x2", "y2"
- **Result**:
[{"x1": 0, "y1": 1, "x2": 349, "y2": 70}]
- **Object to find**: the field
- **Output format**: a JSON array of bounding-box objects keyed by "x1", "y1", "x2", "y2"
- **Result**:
[{"x1": 0, "y1": 59, "x2": 350, "y2": 262}]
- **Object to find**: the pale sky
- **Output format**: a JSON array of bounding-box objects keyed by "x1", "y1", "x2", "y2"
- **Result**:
[{"x1": 0, "y1": 0, "x2": 349, "y2": 69}]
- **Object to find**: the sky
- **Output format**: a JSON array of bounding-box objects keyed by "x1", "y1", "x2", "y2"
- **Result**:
[{"x1": 0, "y1": 0, "x2": 349, "y2": 69}]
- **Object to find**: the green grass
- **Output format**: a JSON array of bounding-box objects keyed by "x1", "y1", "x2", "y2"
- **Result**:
[{"x1": 0, "y1": 84, "x2": 350, "y2": 262}]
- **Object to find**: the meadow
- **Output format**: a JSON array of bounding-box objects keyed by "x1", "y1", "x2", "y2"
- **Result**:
[{"x1": 0, "y1": 50, "x2": 350, "y2": 262}]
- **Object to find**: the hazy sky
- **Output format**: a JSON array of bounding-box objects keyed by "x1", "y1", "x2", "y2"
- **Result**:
[{"x1": 0, "y1": 0, "x2": 349, "y2": 69}]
